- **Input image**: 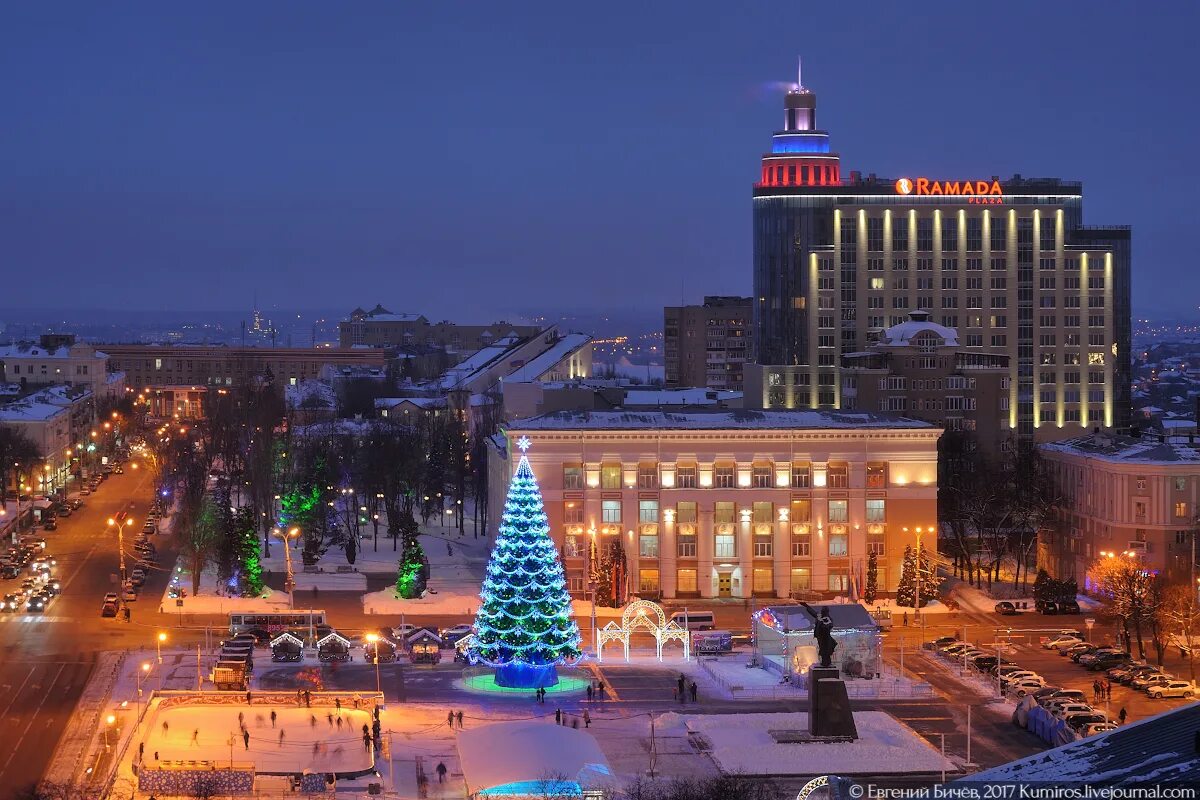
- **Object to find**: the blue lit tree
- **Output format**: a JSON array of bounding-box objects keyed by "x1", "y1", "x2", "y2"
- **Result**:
[{"x1": 470, "y1": 438, "x2": 581, "y2": 688}]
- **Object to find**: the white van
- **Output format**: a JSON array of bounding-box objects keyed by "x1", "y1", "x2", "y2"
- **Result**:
[{"x1": 669, "y1": 611, "x2": 715, "y2": 631}]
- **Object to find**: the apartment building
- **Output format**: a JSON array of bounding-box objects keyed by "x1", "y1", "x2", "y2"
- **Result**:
[
  {"x1": 339, "y1": 304, "x2": 541, "y2": 355},
  {"x1": 664, "y1": 296, "x2": 752, "y2": 390},
  {"x1": 1040, "y1": 432, "x2": 1200, "y2": 585},
  {"x1": 492, "y1": 409, "x2": 940, "y2": 601},
  {"x1": 0, "y1": 336, "x2": 122, "y2": 399}
]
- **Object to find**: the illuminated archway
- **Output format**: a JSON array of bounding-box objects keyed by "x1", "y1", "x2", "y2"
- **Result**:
[{"x1": 595, "y1": 599, "x2": 690, "y2": 662}]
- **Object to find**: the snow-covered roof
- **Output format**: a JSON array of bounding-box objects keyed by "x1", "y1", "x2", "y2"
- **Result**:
[
  {"x1": 756, "y1": 604, "x2": 878, "y2": 633},
  {"x1": 961, "y1": 703, "x2": 1200, "y2": 785},
  {"x1": 317, "y1": 632, "x2": 350, "y2": 647},
  {"x1": 622, "y1": 388, "x2": 741, "y2": 407},
  {"x1": 503, "y1": 333, "x2": 591, "y2": 383},
  {"x1": 0, "y1": 343, "x2": 107, "y2": 360},
  {"x1": 284, "y1": 380, "x2": 335, "y2": 410},
  {"x1": 0, "y1": 399, "x2": 68, "y2": 422},
  {"x1": 270, "y1": 632, "x2": 304, "y2": 647},
  {"x1": 878, "y1": 310, "x2": 959, "y2": 347},
  {"x1": 1041, "y1": 433, "x2": 1200, "y2": 465},
  {"x1": 509, "y1": 409, "x2": 935, "y2": 432},
  {"x1": 376, "y1": 396, "x2": 447, "y2": 410},
  {"x1": 457, "y1": 721, "x2": 614, "y2": 796}
]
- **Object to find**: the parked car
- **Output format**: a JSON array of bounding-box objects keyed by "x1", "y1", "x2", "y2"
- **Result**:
[
  {"x1": 130, "y1": 569, "x2": 147, "y2": 587},
  {"x1": 440, "y1": 624, "x2": 474, "y2": 645},
  {"x1": 1058, "y1": 600, "x2": 1082, "y2": 614},
  {"x1": 924, "y1": 636, "x2": 958, "y2": 651},
  {"x1": 1117, "y1": 666, "x2": 1162, "y2": 685},
  {"x1": 1064, "y1": 712, "x2": 1108, "y2": 732},
  {"x1": 122, "y1": 586, "x2": 138, "y2": 602},
  {"x1": 1050, "y1": 702, "x2": 1095, "y2": 721},
  {"x1": 1079, "y1": 648, "x2": 1125, "y2": 666},
  {"x1": 41, "y1": 519, "x2": 57, "y2": 531},
  {"x1": 1036, "y1": 600, "x2": 1059, "y2": 615},
  {"x1": 1081, "y1": 722, "x2": 1118, "y2": 737},
  {"x1": 101, "y1": 601, "x2": 118, "y2": 617},
  {"x1": 1061, "y1": 643, "x2": 1093, "y2": 657},
  {"x1": 1088, "y1": 653, "x2": 1133, "y2": 671},
  {"x1": 1044, "y1": 635, "x2": 1084, "y2": 651},
  {"x1": 1038, "y1": 689, "x2": 1088, "y2": 707},
  {"x1": 1007, "y1": 677, "x2": 1047, "y2": 697},
  {"x1": 103, "y1": 592, "x2": 119, "y2": 604},
  {"x1": 994, "y1": 601, "x2": 1019, "y2": 615},
  {"x1": 1131, "y1": 673, "x2": 1174, "y2": 691},
  {"x1": 1001, "y1": 670, "x2": 1041, "y2": 686},
  {"x1": 1148, "y1": 680, "x2": 1196, "y2": 699},
  {"x1": 57, "y1": 506, "x2": 71, "y2": 518}
]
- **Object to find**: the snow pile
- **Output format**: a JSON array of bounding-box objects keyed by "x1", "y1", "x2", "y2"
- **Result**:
[{"x1": 681, "y1": 712, "x2": 954, "y2": 776}]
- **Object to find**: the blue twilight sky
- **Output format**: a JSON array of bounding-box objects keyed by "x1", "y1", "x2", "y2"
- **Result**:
[{"x1": 1, "y1": 2, "x2": 1196, "y2": 321}]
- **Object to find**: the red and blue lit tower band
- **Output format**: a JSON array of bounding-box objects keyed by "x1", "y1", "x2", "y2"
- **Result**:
[
  {"x1": 469, "y1": 436, "x2": 582, "y2": 688},
  {"x1": 756, "y1": 59, "x2": 841, "y2": 188}
]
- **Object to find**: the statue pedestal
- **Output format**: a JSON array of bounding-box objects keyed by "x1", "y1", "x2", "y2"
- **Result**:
[{"x1": 808, "y1": 666, "x2": 858, "y2": 740}]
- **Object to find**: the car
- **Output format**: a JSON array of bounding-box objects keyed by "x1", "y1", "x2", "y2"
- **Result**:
[
  {"x1": 122, "y1": 587, "x2": 137, "y2": 602},
  {"x1": 41, "y1": 520, "x2": 57, "y2": 531},
  {"x1": 391, "y1": 623, "x2": 418, "y2": 640},
  {"x1": 1, "y1": 594, "x2": 21, "y2": 612},
  {"x1": 1079, "y1": 648, "x2": 1124, "y2": 666},
  {"x1": 1089, "y1": 653, "x2": 1133, "y2": 671},
  {"x1": 25, "y1": 595, "x2": 47, "y2": 613},
  {"x1": 79, "y1": 488, "x2": 91, "y2": 496},
  {"x1": 1064, "y1": 712, "x2": 1108, "y2": 731},
  {"x1": 103, "y1": 592, "x2": 119, "y2": 604},
  {"x1": 1062, "y1": 643, "x2": 1094, "y2": 657},
  {"x1": 113, "y1": 466, "x2": 123, "y2": 474},
  {"x1": 972, "y1": 655, "x2": 1008, "y2": 672},
  {"x1": 135, "y1": 542, "x2": 156, "y2": 554},
  {"x1": 1071, "y1": 646, "x2": 1112, "y2": 662},
  {"x1": 1039, "y1": 689, "x2": 1088, "y2": 707},
  {"x1": 1045, "y1": 635, "x2": 1084, "y2": 651},
  {"x1": 57, "y1": 507, "x2": 71, "y2": 518},
  {"x1": 1007, "y1": 677, "x2": 1047, "y2": 697},
  {"x1": 101, "y1": 601, "x2": 118, "y2": 617},
  {"x1": 0, "y1": 564, "x2": 20, "y2": 579},
  {"x1": 941, "y1": 642, "x2": 975, "y2": 655},
  {"x1": 1108, "y1": 664, "x2": 1148, "y2": 681},
  {"x1": 20, "y1": 537, "x2": 46, "y2": 551},
  {"x1": 1059, "y1": 600, "x2": 1082, "y2": 615},
  {"x1": 44, "y1": 579, "x2": 61, "y2": 595},
  {"x1": 994, "y1": 601, "x2": 1019, "y2": 615},
  {"x1": 996, "y1": 664, "x2": 1031, "y2": 677},
  {"x1": 1132, "y1": 673, "x2": 1174, "y2": 690},
  {"x1": 1050, "y1": 702, "x2": 1095, "y2": 720},
  {"x1": 130, "y1": 571, "x2": 146, "y2": 587},
  {"x1": 440, "y1": 624, "x2": 474, "y2": 644},
  {"x1": 1081, "y1": 722, "x2": 1118, "y2": 737},
  {"x1": 1148, "y1": 680, "x2": 1196, "y2": 699},
  {"x1": 69, "y1": 499, "x2": 83, "y2": 510},
  {"x1": 1036, "y1": 600, "x2": 1059, "y2": 615},
  {"x1": 1001, "y1": 673, "x2": 1042, "y2": 689},
  {"x1": 1118, "y1": 666, "x2": 1162, "y2": 685}
]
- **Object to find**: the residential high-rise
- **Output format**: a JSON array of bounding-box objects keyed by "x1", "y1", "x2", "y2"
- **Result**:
[
  {"x1": 750, "y1": 72, "x2": 1132, "y2": 440},
  {"x1": 664, "y1": 296, "x2": 752, "y2": 390}
]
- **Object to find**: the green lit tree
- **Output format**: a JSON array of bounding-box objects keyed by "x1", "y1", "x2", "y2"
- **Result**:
[
  {"x1": 469, "y1": 439, "x2": 581, "y2": 688},
  {"x1": 394, "y1": 514, "x2": 426, "y2": 599},
  {"x1": 864, "y1": 550, "x2": 878, "y2": 605},
  {"x1": 235, "y1": 507, "x2": 264, "y2": 597}
]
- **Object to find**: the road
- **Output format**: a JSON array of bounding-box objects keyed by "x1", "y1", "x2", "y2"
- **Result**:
[{"x1": 0, "y1": 465, "x2": 180, "y2": 794}]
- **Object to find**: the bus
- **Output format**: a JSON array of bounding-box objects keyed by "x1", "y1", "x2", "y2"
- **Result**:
[{"x1": 228, "y1": 610, "x2": 326, "y2": 639}]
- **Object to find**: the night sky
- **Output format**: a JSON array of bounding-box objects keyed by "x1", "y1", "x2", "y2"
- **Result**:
[{"x1": 2, "y1": 2, "x2": 1195, "y2": 320}]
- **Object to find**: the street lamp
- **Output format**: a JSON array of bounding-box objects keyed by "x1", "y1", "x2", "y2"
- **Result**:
[
  {"x1": 107, "y1": 515, "x2": 136, "y2": 588},
  {"x1": 157, "y1": 632, "x2": 167, "y2": 663},
  {"x1": 272, "y1": 527, "x2": 302, "y2": 608},
  {"x1": 364, "y1": 633, "x2": 383, "y2": 694},
  {"x1": 104, "y1": 714, "x2": 116, "y2": 750},
  {"x1": 136, "y1": 662, "x2": 151, "y2": 731}
]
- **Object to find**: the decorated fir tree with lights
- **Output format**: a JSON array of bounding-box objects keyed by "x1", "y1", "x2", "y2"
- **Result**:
[
  {"x1": 896, "y1": 545, "x2": 916, "y2": 608},
  {"x1": 470, "y1": 437, "x2": 581, "y2": 688},
  {"x1": 864, "y1": 550, "x2": 878, "y2": 606}
]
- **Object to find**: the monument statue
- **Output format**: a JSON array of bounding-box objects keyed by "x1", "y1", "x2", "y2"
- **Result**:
[{"x1": 799, "y1": 602, "x2": 837, "y2": 668}]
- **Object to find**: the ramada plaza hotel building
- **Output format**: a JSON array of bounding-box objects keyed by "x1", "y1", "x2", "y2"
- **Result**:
[{"x1": 493, "y1": 410, "x2": 940, "y2": 601}]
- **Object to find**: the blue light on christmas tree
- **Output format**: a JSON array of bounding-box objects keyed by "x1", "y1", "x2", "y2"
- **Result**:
[{"x1": 469, "y1": 436, "x2": 582, "y2": 688}]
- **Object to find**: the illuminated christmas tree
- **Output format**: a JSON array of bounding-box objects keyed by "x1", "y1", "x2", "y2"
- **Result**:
[{"x1": 470, "y1": 437, "x2": 581, "y2": 688}]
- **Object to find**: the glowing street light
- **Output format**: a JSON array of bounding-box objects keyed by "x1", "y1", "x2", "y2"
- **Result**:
[
  {"x1": 157, "y1": 632, "x2": 167, "y2": 663},
  {"x1": 364, "y1": 632, "x2": 383, "y2": 693}
]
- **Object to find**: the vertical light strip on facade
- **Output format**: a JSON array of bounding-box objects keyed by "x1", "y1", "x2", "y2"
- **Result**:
[
  {"x1": 809, "y1": 252, "x2": 819, "y2": 409},
  {"x1": 1105, "y1": 252, "x2": 1114, "y2": 428},
  {"x1": 1007, "y1": 208, "x2": 1018, "y2": 429}
]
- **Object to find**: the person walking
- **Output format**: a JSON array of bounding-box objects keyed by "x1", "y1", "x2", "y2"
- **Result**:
[
  {"x1": 1119, "y1": 707, "x2": 1128, "y2": 725},
  {"x1": 586, "y1": 685, "x2": 594, "y2": 701},
  {"x1": 310, "y1": 715, "x2": 317, "y2": 729},
  {"x1": 597, "y1": 681, "x2": 605, "y2": 699},
  {"x1": 1092, "y1": 680, "x2": 1101, "y2": 703},
  {"x1": 270, "y1": 710, "x2": 277, "y2": 728},
  {"x1": 689, "y1": 681, "x2": 698, "y2": 702},
  {"x1": 456, "y1": 711, "x2": 463, "y2": 729},
  {"x1": 583, "y1": 710, "x2": 591, "y2": 728},
  {"x1": 448, "y1": 710, "x2": 455, "y2": 728},
  {"x1": 335, "y1": 698, "x2": 341, "y2": 714},
  {"x1": 555, "y1": 708, "x2": 562, "y2": 725},
  {"x1": 903, "y1": 612, "x2": 909, "y2": 626},
  {"x1": 162, "y1": 721, "x2": 169, "y2": 737},
  {"x1": 1106, "y1": 682, "x2": 1113, "y2": 701},
  {"x1": 190, "y1": 729, "x2": 199, "y2": 746},
  {"x1": 363, "y1": 732, "x2": 371, "y2": 751},
  {"x1": 279, "y1": 730, "x2": 286, "y2": 747},
  {"x1": 336, "y1": 717, "x2": 343, "y2": 730},
  {"x1": 678, "y1": 674, "x2": 686, "y2": 696},
  {"x1": 243, "y1": 730, "x2": 250, "y2": 750},
  {"x1": 327, "y1": 712, "x2": 334, "y2": 728},
  {"x1": 436, "y1": 762, "x2": 447, "y2": 783},
  {"x1": 246, "y1": 690, "x2": 252, "y2": 705},
  {"x1": 238, "y1": 712, "x2": 245, "y2": 729}
]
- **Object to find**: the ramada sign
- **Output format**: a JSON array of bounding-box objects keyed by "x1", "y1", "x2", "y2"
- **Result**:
[{"x1": 895, "y1": 177, "x2": 1004, "y2": 203}]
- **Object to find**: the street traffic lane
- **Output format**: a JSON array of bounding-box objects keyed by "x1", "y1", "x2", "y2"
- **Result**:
[{"x1": 0, "y1": 658, "x2": 92, "y2": 794}]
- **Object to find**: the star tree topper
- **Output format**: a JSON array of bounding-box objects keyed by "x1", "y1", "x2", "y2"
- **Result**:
[{"x1": 516, "y1": 435, "x2": 531, "y2": 452}]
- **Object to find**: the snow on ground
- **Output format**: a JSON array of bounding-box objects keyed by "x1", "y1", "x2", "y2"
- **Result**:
[
  {"x1": 677, "y1": 711, "x2": 954, "y2": 776},
  {"x1": 157, "y1": 564, "x2": 291, "y2": 614},
  {"x1": 141, "y1": 704, "x2": 374, "y2": 775}
]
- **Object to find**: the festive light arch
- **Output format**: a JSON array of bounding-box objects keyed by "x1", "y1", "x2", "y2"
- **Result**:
[{"x1": 596, "y1": 599, "x2": 690, "y2": 662}]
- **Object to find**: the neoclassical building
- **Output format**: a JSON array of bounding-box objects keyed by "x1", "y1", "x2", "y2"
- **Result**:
[{"x1": 489, "y1": 409, "x2": 940, "y2": 601}]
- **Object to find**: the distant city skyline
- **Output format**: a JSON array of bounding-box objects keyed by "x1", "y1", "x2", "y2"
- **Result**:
[{"x1": 2, "y1": 2, "x2": 1197, "y2": 318}]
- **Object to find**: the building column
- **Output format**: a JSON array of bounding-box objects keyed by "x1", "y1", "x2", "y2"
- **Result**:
[
  {"x1": 774, "y1": 517, "x2": 791, "y2": 599},
  {"x1": 737, "y1": 511, "x2": 753, "y2": 598},
  {"x1": 660, "y1": 517, "x2": 677, "y2": 599},
  {"x1": 698, "y1": 512, "x2": 715, "y2": 599}
]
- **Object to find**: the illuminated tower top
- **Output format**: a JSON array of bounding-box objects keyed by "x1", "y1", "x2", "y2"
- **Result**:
[{"x1": 757, "y1": 59, "x2": 841, "y2": 187}]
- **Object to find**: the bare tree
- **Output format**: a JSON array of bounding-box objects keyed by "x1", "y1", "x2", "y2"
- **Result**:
[{"x1": 1159, "y1": 583, "x2": 1200, "y2": 681}]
